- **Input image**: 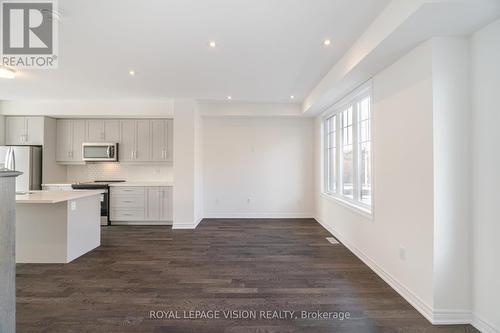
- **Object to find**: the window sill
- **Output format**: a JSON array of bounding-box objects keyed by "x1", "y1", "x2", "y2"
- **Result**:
[{"x1": 320, "y1": 192, "x2": 373, "y2": 220}]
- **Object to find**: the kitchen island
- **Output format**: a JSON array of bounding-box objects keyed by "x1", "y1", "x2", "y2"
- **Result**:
[{"x1": 16, "y1": 190, "x2": 103, "y2": 263}]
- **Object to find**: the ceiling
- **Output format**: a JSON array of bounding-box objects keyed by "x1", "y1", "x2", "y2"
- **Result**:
[{"x1": 0, "y1": 0, "x2": 390, "y2": 102}]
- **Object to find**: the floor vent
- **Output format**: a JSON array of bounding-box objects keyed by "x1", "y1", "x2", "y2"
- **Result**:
[{"x1": 326, "y1": 237, "x2": 339, "y2": 245}]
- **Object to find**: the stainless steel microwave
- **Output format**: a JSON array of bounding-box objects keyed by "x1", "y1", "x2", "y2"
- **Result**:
[{"x1": 82, "y1": 143, "x2": 118, "y2": 162}]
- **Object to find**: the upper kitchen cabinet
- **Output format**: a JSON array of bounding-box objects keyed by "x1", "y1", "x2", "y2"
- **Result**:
[
  {"x1": 86, "y1": 120, "x2": 120, "y2": 142},
  {"x1": 119, "y1": 120, "x2": 151, "y2": 162},
  {"x1": 151, "y1": 119, "x2": 173, "y2": 162},
  {"x1": 56, "y1": 119, "x2": 86, "y2": 163},
  {"x1": 5, "y1": 116, "x2": 44, "y2": 145}
]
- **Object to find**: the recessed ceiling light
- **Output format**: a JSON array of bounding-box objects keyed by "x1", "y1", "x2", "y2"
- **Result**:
[
  {"x1": 128, "y1": 70, "x2": 135, "y2": 76},
  {"x1": 323, "y1": 39, "x2": 331, "y2": 46},
  {"x1": 0, "y1": 67, "x2": 15, "y2": 79},
  {"x1": 226, "y1": 95, "x2": 232, "y2": 100},
  {"x1": 290, "y1": 95, "x2": 295, "y2": 100},
  {"x1": 209, "y1": 41, "x2": 216, "y2": 48}
]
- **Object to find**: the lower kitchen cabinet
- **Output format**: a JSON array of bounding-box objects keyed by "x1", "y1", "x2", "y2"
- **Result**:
[{"x1": 110, "y1": 186, "x2": 173, "y2": 225}]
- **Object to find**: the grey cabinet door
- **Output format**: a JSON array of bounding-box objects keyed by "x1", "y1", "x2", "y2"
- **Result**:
[
  {"x1": 56, "y1": 120, "x2": 72, "y2": 162},
  {"x1": 24, "y1": 117, "x2": 44, "y2": 145},
  {"x1": 135, "y1": 120, "x2": 151, "y2": 162},
  {"x1": 5, "y1": 117, "x2": 26, "y2": 145},
  {"x1": 145, "y1": 187, "x2": 161, "y2": 221},
  {"x1": 151, "y1": 120, "x2": 166, "y2": 161},
  {"x1": 86, "y1": 120, "x2": 104, "y2": 142},
  {"x1": 71, "y1": 120, "x2": 86, "y2": 162},
  {"x1": 104, "y1": 120, "x2": 120, "y2": 142},
  {"x1": 160, "y1": 187, "x2": 173, "y2": 221},
  {"x1": 120, "y1": 120, "x2": 136, "y2": 162},
  {"x1": 165, "y1": 119, "x2": 173, "y2": 162}
]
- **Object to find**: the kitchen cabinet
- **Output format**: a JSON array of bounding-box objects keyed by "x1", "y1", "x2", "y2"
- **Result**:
[
  {"x1": 53, "y1": 118, "x2": 173, "y2": 164},
  {"x1": 145, "y1": 187, "x2": 172, "y2": 221},
  {"x1": 151, "y1": 119, "x2": 173, "y2": 162},
  {"x1": 119, "y1": 120, "x2": 136, "y2": 162},
  {"x1": 145, "y1": 187, "x2": 161, "y2": 220},
  {"x1": 159, "y1": 186, "x2": 173, "y2": 221},
  {"x1": 56, "y1": 119, "x2": 86, "y2": 163},
  {"x1": 110, "y1": 186, "x2": 173, "y2": 224},
  {"x1": 5, "y1": 116, "x2": 44, "y2": 145},
  {"x1": 86, "y1": 120, "x2": 120, "y2": 142},
  {"x1": 119, "y1": 120, "x2": 151, "y2": 162},
  {"x1": 135, "y1": 120, "x2": 151, "y2": 161}
]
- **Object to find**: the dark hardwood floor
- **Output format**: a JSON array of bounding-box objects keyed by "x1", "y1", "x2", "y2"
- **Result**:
[{"x1": 17, "y1": 219, "x2": 478, "y2": 332}]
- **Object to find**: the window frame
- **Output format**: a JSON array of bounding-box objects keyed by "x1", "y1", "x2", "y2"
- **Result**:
[{"x1": 322, "y1": 82, "x2": 373, "y2": 216}]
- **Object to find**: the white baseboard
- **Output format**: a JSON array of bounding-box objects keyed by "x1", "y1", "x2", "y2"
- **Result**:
[
  {"x1": 315, "y1": 216, "x2": 463, "y2": 326},
  {"x1": 111, "y1": 221, "x2": 172, "y2": 226},
  {"x1": 431, "y1": 310, "x2": 472, "y2": 325},
  {"x1": 472, "y1": 314, "x2": 500, "y2": 333},
  {"x1": 172, "y1": 217, "x2": 203, "y2": 230},
  {"x1": 204, "y1": 211, "x2": 314, "y2": 219},
  {"x1": 172, "y1": 223, "x2": 197, "y2": 229}
]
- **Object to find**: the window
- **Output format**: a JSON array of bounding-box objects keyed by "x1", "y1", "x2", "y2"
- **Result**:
[
  {"x1": 323, "y1": 87, "x2": 372, "y2": 212},
  {"x1": 325, "y1": 115, "x2": 337, "y2": 193},
  {"x1": 358, "y1": 97, "x2": 371, "y2": 205},
  {"x1": 341, "y1": 106, "x2": 353, "y2": 199}
]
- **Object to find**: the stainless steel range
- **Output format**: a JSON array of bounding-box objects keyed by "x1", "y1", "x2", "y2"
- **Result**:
[{"x1": 71, "y1": 180, "x2": 125, "y2": 225}]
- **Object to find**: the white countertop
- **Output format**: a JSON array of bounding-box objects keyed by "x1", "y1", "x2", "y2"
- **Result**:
[
  {"x1": 16, "y1": 190, "x2": 104, "y2": 204},
  {"x1": 108, "y1": 181, "x2": 173, "y2": 187}
]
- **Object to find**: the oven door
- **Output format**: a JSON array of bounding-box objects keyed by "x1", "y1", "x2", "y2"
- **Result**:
[
  {"x1": 82, "y1": 143, "x2": 118, "y2": 162},
  {"x1": 100, "y1": 191, "x2": 110, "y2": 225}
]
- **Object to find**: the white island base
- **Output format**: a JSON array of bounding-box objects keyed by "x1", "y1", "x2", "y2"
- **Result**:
[{"x1": 16, "y1": 191, "x2": 102, "y2": 263}]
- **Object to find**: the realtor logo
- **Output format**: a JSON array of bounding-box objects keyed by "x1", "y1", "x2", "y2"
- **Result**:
[{"x1": 1, "y1": 0, "x2": 58, "y2": 68}]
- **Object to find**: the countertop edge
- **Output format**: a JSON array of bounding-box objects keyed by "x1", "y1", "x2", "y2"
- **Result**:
[
  {"x1": 16, "y1": 190, "x2": 104, "y2": 204},
  {"x1": 108, "y1": 182, "x2": 174, "y2": 187}
]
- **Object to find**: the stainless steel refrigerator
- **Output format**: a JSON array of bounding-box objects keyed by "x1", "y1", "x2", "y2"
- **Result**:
[{"x1": 0, "y1": 146, "x2": 42, "y2": 193}]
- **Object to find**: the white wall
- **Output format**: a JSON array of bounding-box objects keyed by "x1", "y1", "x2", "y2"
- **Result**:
[
  {"x1": 0, "y1": 99, "x2": 173, "y2": 117},
  {"x1": 203, "y1": 117, "x2": 314, "y2": 218},
  {"x1": 199, "y1": 102, "x2": 301, "y2": 117},
  {"x1": 194, "y1": 109, "x2": 204, "y2": 223},
  {"x1": 470, "y1": 18, "x2": 500, "y2": 333},
  {"x1": 172, "y1": 99, "x2": 202, "y2": 229},
  {"x1": 315, "y1": 41, "x2": 436, "y2": 316},
  {"x1": 431, "y1": 37, "x2": 472, "y2": 316}
]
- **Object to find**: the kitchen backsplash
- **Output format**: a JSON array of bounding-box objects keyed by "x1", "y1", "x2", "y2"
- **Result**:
[{"x1": 67, "y1": 163, "x2": 173, "y2": 182}]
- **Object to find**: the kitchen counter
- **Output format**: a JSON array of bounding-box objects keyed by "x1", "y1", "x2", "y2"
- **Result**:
[
  {"x1": 108, "y1": 181, "x2": 173, "y2": 187},
  {"x1": 16, "y1": 190, "x2": 104, "y2": 204},
  {"x1": 16, "y1": 189, "x2": 102, "y2": 263}
]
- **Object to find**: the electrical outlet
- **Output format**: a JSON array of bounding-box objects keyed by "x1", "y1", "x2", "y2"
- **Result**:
[
  {"x1": 70, "y1": 201, "x2": 77, "y2": 211},
  {"x1": 399, "y1": 246, "x2": 406, "y2": 261}
]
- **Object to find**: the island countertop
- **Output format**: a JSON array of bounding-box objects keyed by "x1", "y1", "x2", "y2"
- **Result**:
[
  {"x1": 108, "y1": 181, "x2": 173, "y2": 187},
  {"x1": 16, "y1": 190, "x2": 104, "y2": 204}
]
